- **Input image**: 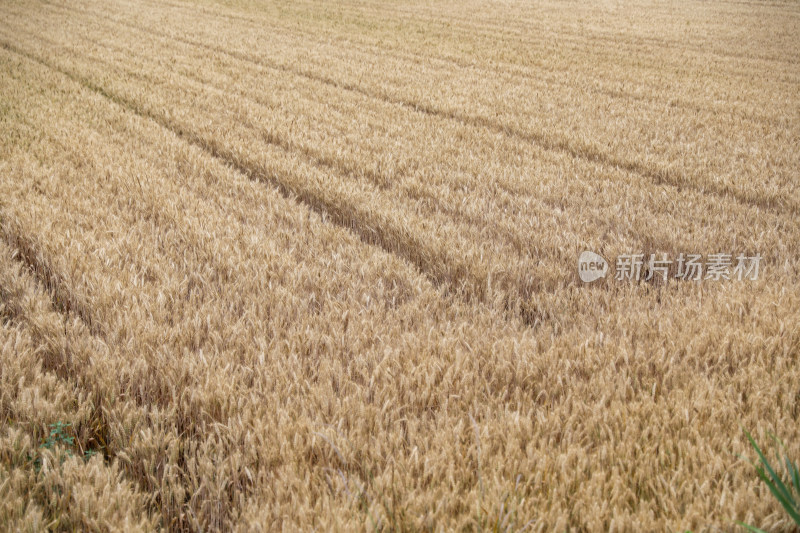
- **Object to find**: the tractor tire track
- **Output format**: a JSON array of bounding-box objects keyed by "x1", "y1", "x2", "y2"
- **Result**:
[
  {"x1": 0, "y1": 39, "x2": 552, "y2": 329},
  {"x1": 40, "y1": 2, "x2": 793, "y2": 216}
]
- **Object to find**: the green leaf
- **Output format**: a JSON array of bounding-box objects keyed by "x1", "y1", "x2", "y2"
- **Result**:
[
  {"x1": 754, "y1": 463, "x2": 800, "y2": 524},
  {"x1": 787, "y1": 456, "x2": 800, "y2": 495},
  {"x1": 744, "y1": 430, "x2": 800, "y2": 525},
  {"x1": 744, "y1": 431, "x2": 795, "y2": 505}
]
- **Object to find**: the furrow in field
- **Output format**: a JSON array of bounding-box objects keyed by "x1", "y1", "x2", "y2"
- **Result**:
[
  {"x1": 0, "y1": 178, "x2": 221, "y2": 530},
  {"x1": 99, "y1": 0, "x2": 800, "y2": 131},
  {"x1": 0, "y1": 255, "x2": 157, "y2": 531},
  {"x1": 71, "y1": 0, "x2": 791, "y2": 135},
  {"x1": 41, "y1": 0, "x2": 797, "y2": 141},
  {"x1": 131, "y1": 0, "x2": 800, "y2": 76},
  {"x1": 122, "y1": 2, "x2": 798, "y2": 97},
  {"x1": 62, "y1": 15, "x2": 800, "y2": 256},
  {"x1": 0, "y1": 31, "x2": 558, "y2": 325},
  {"x1": 2, "y1": 11, "x2": 798, "y2": 354},
  {"x1": 0, "y1": 29, "x2": 766, "y2": 343},
  {"x1": 0, "y1": 196, "x2": 186, "y2": 527},
  {"x1": 20, "y1": 40, "x2": 532, "y2": 307},
  {"x1": 2, "y1": 9, "x2": 797, "y2": 323},
  {"x1": 17, "y1": 18, "x2": 596, "y2": 252},
  {"x1": 4, "y1": 6, "x2": 795, "y2": 261},
  {"x1": 279, "y1": 0, "x2": 800, "y2": 57},
  {"x1": 0, "y1": 239, "x2": 161, "y2": 531},
  {"x1": 54, "y1": 0, "x2": 800, "y2": 214},
  {"x1": 0, "y1": 59, "x2": 272, "y2": 529}
]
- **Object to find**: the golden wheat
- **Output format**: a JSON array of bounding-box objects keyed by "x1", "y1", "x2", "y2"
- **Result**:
[{"x1": 0, "y1": 0, "x2": 799, "y2": 530}]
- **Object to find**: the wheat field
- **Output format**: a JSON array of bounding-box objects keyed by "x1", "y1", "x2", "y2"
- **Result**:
[{"x1": 0, "y1": 0, "x2": 799, "y2": 530}]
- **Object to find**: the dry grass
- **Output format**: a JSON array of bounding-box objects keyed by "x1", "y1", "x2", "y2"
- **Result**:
[{"x1": 0, "y1": 0, "x2": 798, "y2": 530}]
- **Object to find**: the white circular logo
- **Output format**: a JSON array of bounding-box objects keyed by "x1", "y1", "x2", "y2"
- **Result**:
[{"x1": 578, "y1": 251, "x2": 608, "y2": 283}]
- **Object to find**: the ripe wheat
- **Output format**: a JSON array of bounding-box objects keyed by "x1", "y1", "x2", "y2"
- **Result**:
[{"x1": 0, "y1": 0, "x2": 798, "y2": 530}]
